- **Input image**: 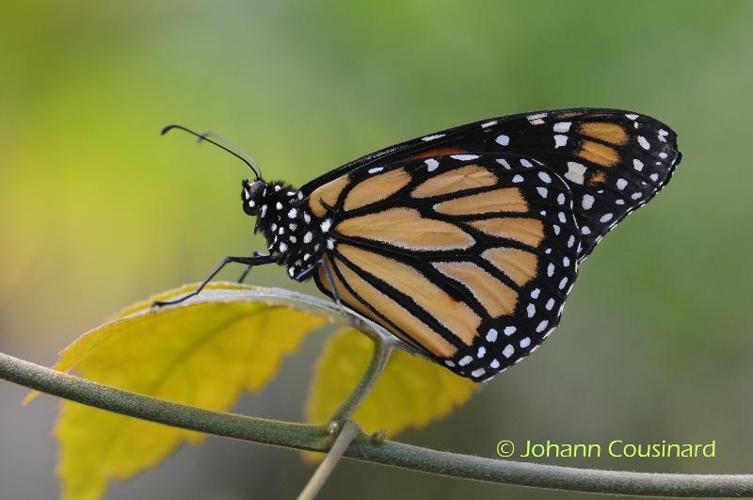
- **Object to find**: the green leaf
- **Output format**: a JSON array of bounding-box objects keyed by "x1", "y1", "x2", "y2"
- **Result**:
[{"x1": 39, "y1": 283, "x2": 327, "y2": 500}]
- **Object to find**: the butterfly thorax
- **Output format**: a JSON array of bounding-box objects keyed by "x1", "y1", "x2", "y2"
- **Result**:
[{"x1": 242, "y1": 179, "x2": 325, "y2": 280}]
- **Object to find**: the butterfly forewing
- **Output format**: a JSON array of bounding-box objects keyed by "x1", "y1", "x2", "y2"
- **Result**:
[
  {"x1": 473, "y1": 110, "x2": 681, "y2": 260},
  {"x1": 301, "y1": 108, "x2": 681, "y2": 262},
  {"x1": 313, "y1": 154, "x2": 580, "y2": 380}
]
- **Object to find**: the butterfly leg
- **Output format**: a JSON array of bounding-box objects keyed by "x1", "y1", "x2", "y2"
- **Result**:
[
  {"x1": 318, "y1": 258, "x2": 342, "y2": 308},
  {"x1": 153, "y1": 254, "x2": 275, "y2": 308},
  {"x1": 237, "y1": 250, "x2": 269, "y2": 283}
]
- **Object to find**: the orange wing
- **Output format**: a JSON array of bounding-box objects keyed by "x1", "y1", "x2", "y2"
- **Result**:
[{"x1": 312, "y1": 153, "x2": 579, "y2": 381}]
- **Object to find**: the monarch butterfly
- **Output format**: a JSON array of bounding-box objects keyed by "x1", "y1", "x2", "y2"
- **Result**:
[{"x1": 154, "y1": 108, "x2": 681, "y2": 382}]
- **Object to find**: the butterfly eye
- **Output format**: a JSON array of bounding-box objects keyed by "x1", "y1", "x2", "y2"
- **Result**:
[{"x1": 242, "y1": 179, "x2": 266, "y2": 215}]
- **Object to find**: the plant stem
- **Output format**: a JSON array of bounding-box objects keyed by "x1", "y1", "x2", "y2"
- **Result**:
[
  {"x1": 2, "y1": 351, "x2": 752, "y2": 497},
  {"x1": 297, "y1": 420, "x2": 361, "y2": 500},
  {"x1": 297, "y1": 336, "x2": 392, "y2": 499},
  {"x1": 331, "y1": 336, "x2": 393, "y2": 423}
]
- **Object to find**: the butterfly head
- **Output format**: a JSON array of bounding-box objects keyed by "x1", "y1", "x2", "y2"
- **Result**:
[
  {"x1": 241, "y1": 179, "x2": 305, "y2": 239},
  {"x1": 241, "y1": 179, "x2": 267, "y2": 216}
]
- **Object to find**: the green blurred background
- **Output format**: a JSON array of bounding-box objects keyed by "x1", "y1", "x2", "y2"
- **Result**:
[{"x1": 2, "y1": 1, "x2": 752, "y2": 498}]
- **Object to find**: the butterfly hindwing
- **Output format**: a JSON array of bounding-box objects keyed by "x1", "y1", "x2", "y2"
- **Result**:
[{"x1": 313, "y1": 154, "x2": 580, "y2": 380}]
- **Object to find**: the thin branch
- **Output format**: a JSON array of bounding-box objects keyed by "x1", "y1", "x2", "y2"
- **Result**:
[
  {"x1": 300, "y1": 333, "x2": 392, "y2": 498},
  {"x1": 330, "y1": 336, "x2": 394, "y2": 422},
  {"x1": 298, "y1": 420, "x2": 361, "y2": 500},
  {"x1": 2, "y1": 351, "x2": 752, "y2": 497}
]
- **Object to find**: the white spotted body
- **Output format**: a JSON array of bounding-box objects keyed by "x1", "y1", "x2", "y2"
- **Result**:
[{"x1": 242, "y1": 180, "x2": 324, "y2": 280}]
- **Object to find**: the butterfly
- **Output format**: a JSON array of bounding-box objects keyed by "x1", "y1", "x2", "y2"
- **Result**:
[{"x1": 154, "y1": 108, "x2": 681, "y2": 382}]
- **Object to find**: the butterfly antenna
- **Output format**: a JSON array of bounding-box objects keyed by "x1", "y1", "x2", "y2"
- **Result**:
[
  {"x1": 160, "y1": 124, "x2": 262, "y2": 180},
  {"x1": 194, "y1": 130, "x2": 264, "y2": 180}
]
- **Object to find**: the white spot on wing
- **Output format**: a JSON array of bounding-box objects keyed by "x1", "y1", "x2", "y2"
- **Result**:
[
  {"x1": 565, "y1": 161, "x2": 586, "y2": 185},
  {"x1": 527, "y1": 112, "x2": 547, "y2": 125},
  {"x1": 496, "y1": 158, "x2": 511, "y2": 169},
  {"x1": 496, "y1": 134, "x2": 510, "y2": 146},
  {"x1": 422, "y1": 133, "x2": 445, "y2": 141},
  {"x1": 553, "y1": 121, "x2": 571, "y2": 133},
  {"x1": 581, "y1": 194, "x2": 595, "y2": 210},
  {"x1": 486, "y1": 328, "x2": 498, "y2": 342},
  {"x1": 451, "y1": 154, "x2": 479, "y2": 161}
]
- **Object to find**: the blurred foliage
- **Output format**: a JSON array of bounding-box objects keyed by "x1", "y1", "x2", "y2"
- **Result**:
[{"x1": 2, "y1": 1, "x2": 753, "y2": 499}]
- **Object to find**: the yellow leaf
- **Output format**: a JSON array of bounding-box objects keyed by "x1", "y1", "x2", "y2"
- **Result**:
[
  {"x1": 305, "y1": 328, "x2": 478, "y2": 440},
  {"x1": 41, "y1": 283, "x2": 326, "y2": 500}
]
